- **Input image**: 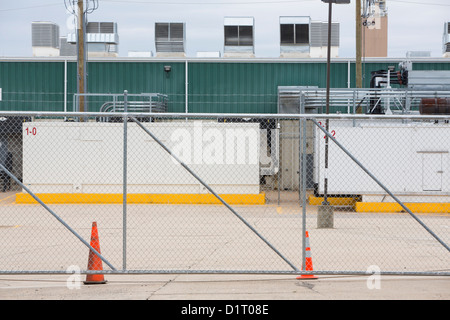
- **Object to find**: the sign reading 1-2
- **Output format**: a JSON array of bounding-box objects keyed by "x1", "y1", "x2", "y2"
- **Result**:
[
  {"x1": 25, "y1": 127, "x2": 37, "y2": 136},
  {"x1": 318, "y1": 121, "x2": 336, "y2": 139}
]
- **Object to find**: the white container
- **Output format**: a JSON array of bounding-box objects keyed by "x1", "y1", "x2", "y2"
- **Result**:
[
  {"x1": 314, "y1": 120, "x2": 450, "y2": 203},
  {"x1": 22, "y1": 121, "x2": 261, "y2": 195}
]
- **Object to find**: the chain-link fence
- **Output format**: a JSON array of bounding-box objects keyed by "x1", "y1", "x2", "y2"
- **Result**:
[{"x1": 0, "y1": 106, "x2": 449, "y2": 276}]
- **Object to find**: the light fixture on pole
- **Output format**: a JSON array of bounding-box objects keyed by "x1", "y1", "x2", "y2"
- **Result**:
[{"x1": 318, "y1": 0, "x2": 350, "y2": 229}]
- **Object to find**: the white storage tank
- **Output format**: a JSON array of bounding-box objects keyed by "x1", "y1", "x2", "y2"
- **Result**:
[
  {"x1": 21, "y1": 121, "x2": 262, "y2": 200},
  {"x1": 314, "y1": 120, "x2": 450, "y2": 204}
]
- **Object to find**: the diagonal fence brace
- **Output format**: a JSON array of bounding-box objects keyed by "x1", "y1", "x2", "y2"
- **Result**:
[
  {"x1": 0, "y1": 163, "x2": 117, "y2": 272},
  {"x1": 311, "y1": 118, "x2": 450, "y2": 253},
  {"x1": 130, "y1": 117, "x2": 300, "y2": 272}
]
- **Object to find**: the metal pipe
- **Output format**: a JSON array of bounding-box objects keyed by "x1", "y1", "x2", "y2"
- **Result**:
[
  {"x1": 123, "y1": 90, "x2": 128, "y2": 270},
  {"x1": 324, "y1": 0, "x2": 333, "y2": 205},
  {"x1": 0, "y1": 269, "x2": 447, "y2": 276},
  {"x1": 0, "y1": 111, "x2": 448, "y2": 121}
]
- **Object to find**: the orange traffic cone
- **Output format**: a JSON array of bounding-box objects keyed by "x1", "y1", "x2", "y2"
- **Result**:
[
  {"x1": 84, "y1": 222, "x2": 107, "y2": 285},
  {"x1": 297, "y1": 231, "x2": 318, "y2": 280}
]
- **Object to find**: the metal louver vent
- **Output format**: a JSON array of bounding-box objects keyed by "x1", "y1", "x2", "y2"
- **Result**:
[
  {"x1": 59, "y1": 37, "x2": 77, "y2": 56},
  {"x1": 280, "y1": 23, "x2": 309, "y2": 45},
  {"x1": 309, "y1": 22, "x2": 322, "y2": 47},
  {"x1": 320, "y1": 22, "x2": 339, "y2": 47},
  {"x1": 170, "y1": 23, "x2": 184, "y2": 41},
  {"x1": 87, "y1": 22, "x2": 116, "y2": 34},
  {"x1": 224, "y1": 26, "x2": 254, "y2": 46},
  {"x1": 224, "y1": 17, "x2": 254, "y2": 54},
  {"x1": 155, "y1": 23, "x2": 185, "y2": 53}
]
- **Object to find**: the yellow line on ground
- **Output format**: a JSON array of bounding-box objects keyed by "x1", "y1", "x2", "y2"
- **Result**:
[
  {"x1": 0, "y1": 194, "x2": 16, "y2": 204},
  {"x1": 355, "y1": 202, "x2": 450, "y2": 214},
  {"x1": 308, "y1": 195, "x2": 358, "y2": 206},
  {"x1": 15, "y1": 192, "x2": 266, "y2": 205}
]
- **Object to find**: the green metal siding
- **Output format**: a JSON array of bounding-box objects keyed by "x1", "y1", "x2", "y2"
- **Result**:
[
  {"x1": 0, "y1": 61, "x2": 65, "y2": 111},
  {"x1": 188, "y1": 62, "x2": 350, "y2": 113},
  {"x1": 409, "y1": 62, "x2": 450, "y2": 71},
  {"x1": 69, "y1": 61, "x2": 186, "y2": 113},
  {"x1": 1, "y1": 59, "x2": 449, "y2": 113}
]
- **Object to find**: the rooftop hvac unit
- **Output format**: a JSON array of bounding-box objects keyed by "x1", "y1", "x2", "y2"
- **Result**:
[
  {"x1": 59, "y1": 37, "x2": 77, "y2": 57},
  {"x1": 443, "y1": 22, "x2": 450, "y2": 56},
  {"x1": 32, "y1": 22, "x2": 60, "y2": 57},
  {"x1": 32, "y1": 22, "x2": 60, "y2": 48},
  {"x1": 280, "y1": 17, "x2": 310, "y2": 57},
  {"x1": 67, "y1": 22, "x2": 119, "y2": 45},
  {"x1": 279, "y1": 17, "x2": 339, "y2": 58},
  {"x1": 224, "y1": 17, "x2": 255, "y2": 57},
  {"x1": 155, "y1": 22, "x2": 186, "y2": 56},
  {"x1": 319, "y1": 22, "x2": 339, "y2": 47},
  {"x1": 310, "y1": 21, "x2": 339, "y2": 58},
  {"x1": 86, "y1": 22, "x2": 116, "y2": 34}
]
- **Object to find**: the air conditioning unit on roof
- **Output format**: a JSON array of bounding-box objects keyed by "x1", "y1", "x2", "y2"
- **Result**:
[
  {"x1": 224, "y1": 17, "x2": 255, "y2": 58},
  {"x1": 155, "y1": 22, "x2": 186, "y2": 57}
]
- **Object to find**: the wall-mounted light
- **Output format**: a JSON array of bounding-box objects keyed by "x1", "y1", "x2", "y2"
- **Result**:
[{"x1": 164, "y1": 66, "x2": 172, "y2": 73}]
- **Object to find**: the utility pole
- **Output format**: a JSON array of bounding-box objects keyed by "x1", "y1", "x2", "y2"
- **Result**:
[
  {"x1": 356, "y1": 0, "x2": 362, "y2": 88},
  {"x1": 77, "y1": 0, "x2": 86, "y2": 117},
  {"x1": 66, "y1": 0, "x2": 98, "y2": 118}
]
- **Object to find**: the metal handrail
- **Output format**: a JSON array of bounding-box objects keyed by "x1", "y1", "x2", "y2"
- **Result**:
[{"x1": 300, "y1": 89, "x2": 450, "y2": 114}]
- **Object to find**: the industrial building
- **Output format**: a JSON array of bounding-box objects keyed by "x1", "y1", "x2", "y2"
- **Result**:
[
  {"x1": 2, "y1": 9, "x2": 450, "y2": 212},
  {"x1": 0, "y1": 56, "x2": 449, "y2": 113}
]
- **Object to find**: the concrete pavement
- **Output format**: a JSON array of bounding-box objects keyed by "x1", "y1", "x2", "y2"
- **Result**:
[{"x1": 0, "y1": 274, "x2": 449, "y2": 300}]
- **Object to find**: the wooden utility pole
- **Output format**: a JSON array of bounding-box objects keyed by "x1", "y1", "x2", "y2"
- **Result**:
[
  {"x1": 356, "y1": 0, "x2": 362, "y2": 88},
  {"x1": 77, "y1": 0, "x2": 86, "y2": 115}
]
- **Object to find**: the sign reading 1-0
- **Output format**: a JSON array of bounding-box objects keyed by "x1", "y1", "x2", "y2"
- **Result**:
[{"x1": 25, "y1": 127, "x2": 37, "y2": 136}]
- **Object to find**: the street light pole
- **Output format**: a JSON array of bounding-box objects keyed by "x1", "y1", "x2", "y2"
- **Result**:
[
  {"x1": 324, "y1": 0, "x2": 332, "y2": 205},
  {"x1": 318, "y1": 0, "x2": 350, "y2": 229},
  {"x1": 77, "y1": 0, "x2": 85, "y2": 117},
  {"x1": 356, "y1": 0, "x2": 362, "y2": 88}
]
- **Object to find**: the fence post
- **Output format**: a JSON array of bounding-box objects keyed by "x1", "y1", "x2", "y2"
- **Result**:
[
  {"x1": 123, "y1": 90, "x2": 128, "y2": 271},
  {"x1": 301, "y1": 118, "x2": 307, "y2": 271}
]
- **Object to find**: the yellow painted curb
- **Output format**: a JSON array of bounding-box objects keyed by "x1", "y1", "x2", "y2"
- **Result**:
[
  {"x1": 355, "y1": 202, "x2": 450, "y2": 214},
  {"x1": 308, "y1": 195, "x2": 358, "y2": 206},
  {"x1": 15, "y1": 192, "x2": 266, "y2": 205}
]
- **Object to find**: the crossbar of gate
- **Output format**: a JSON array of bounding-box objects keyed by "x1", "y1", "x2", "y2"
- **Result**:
[
  {"x1": 129, "y1": 116, "x2": 300, "y2": 273},
  {"x1": 0, "y1": 162, "x2": 117, "y2": 272}
]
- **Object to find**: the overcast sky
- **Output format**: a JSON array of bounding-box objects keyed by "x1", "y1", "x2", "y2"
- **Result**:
[{"x1": 0, "y1": 0, "x2": 449, "y2": 58}]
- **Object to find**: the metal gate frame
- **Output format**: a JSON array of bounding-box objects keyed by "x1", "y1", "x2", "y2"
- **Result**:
[{"x1": 0, "y1": 108, "x2": 449, "y2": 276}]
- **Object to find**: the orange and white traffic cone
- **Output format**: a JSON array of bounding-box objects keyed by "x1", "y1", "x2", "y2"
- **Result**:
[
  {"x1": 84, "y1": 222, "x2": 107, "y2": 285},
  {"x1": 297, "y1": 231, "x2": 318, "y2": 280}
]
